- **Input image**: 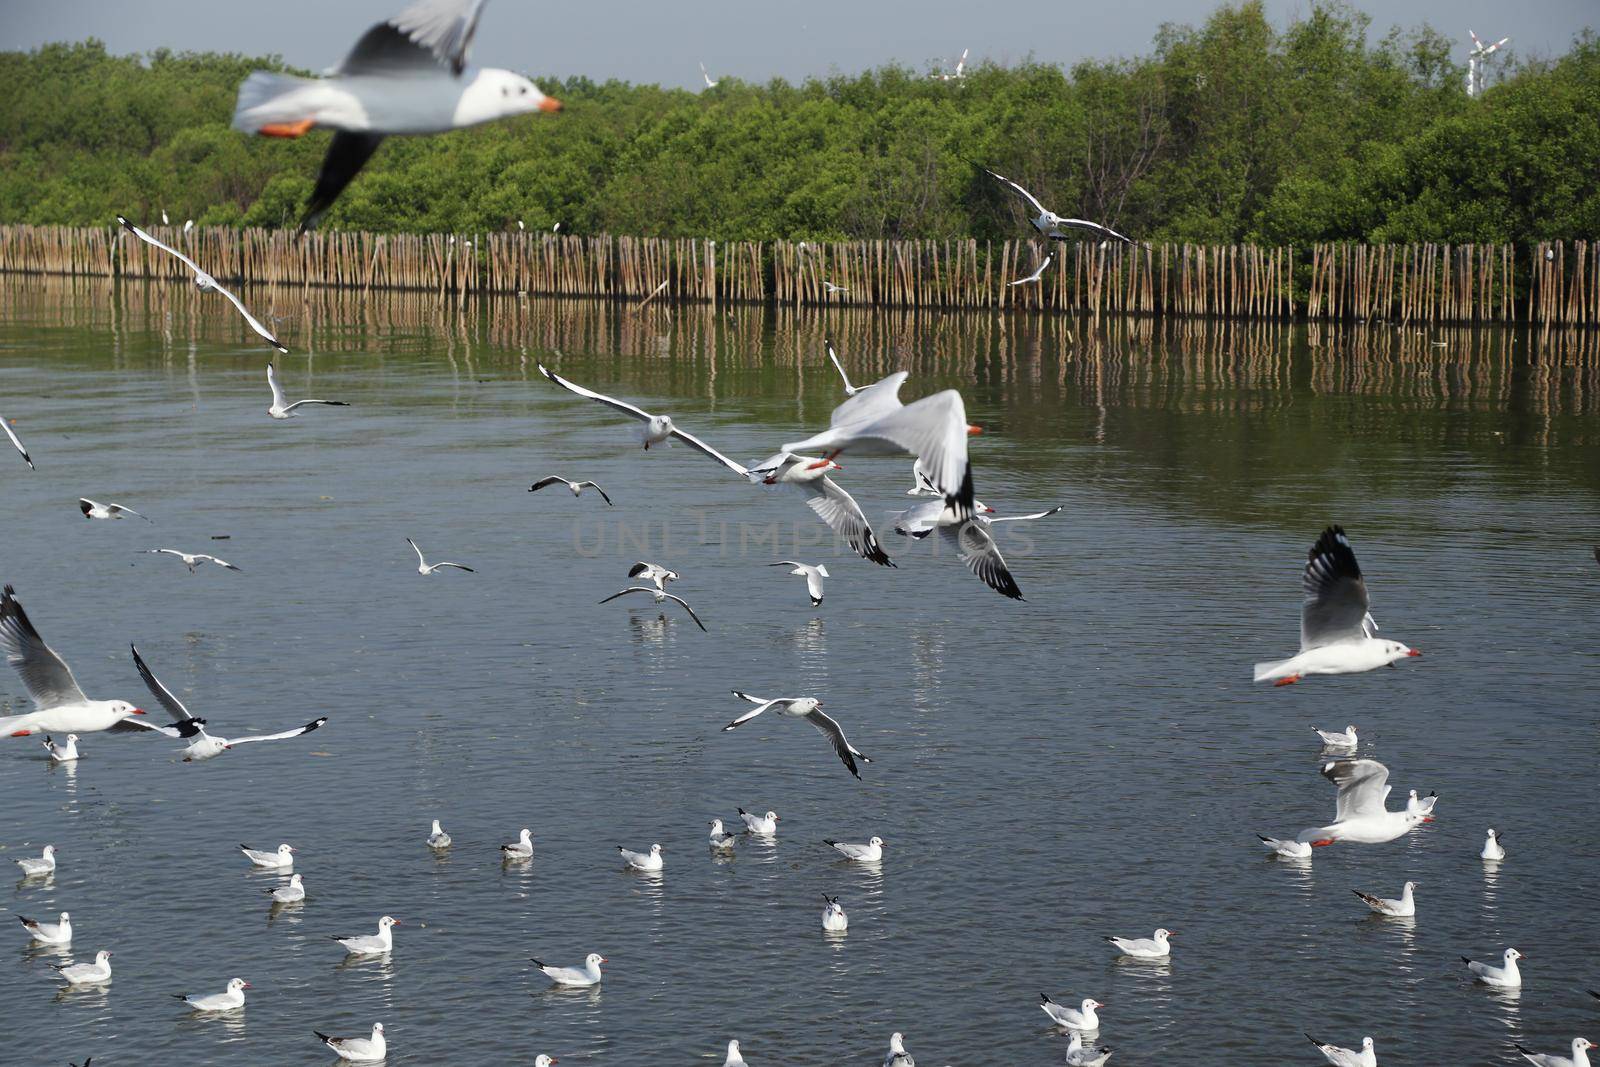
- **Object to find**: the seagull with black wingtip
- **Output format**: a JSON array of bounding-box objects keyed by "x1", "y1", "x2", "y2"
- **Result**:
[{"x1": 722, "y1": 690, "x2": 870, "y2": 778}]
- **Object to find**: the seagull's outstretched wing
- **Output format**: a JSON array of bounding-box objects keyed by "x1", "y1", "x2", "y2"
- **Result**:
[
  {"x1": 723, "y1": 690, "x2": 780, "y2": 729},
  {"x1": 824, "y1": 337, "x2": 856, "y2": 395},
  {"x1": 576, "y1": 481, "x2": 613, "y2": 504},
  {"x1": 986, "y1": 505, "x2": 1062, "y2": 524},
  {"x1": 599, "y1": 587, "x2": 706, "y2": 630},
  {"x1": 207, "y1": 280, "x2": 288, "y2": 353},
  {"x1": 227, "y1": 716, "x2": 328, "y2": 746},
  {"x1": 802, "y1": 706, "x2": 869, "y2": 778},
  {"x1": 340, "y1": 0, "x2": 488, "y2": 76},
  {"x1": 1, "y1": 414, "x2": 34, "y2": 470},
  {"x1": 657, "y1": 591, "x2": 706, "y2": 630},
  {"x1": 1050, "y1": 218, "x2": 1143, "y2": 247},
  {"x1": 978, "y1": 165, "x2": 1049, "y2": 217},
  {"x1": 267, "y1": 363, "x2": 289, "y2": 409},
  {"x1": 538, "y1": 363, "x2": 654, "y2": 421},
  {"x1": 130, "y1": 644, "x2": 197, "y2": 723},
  {"x1": 528, "y1": 476, "x2": 568, "y2": 493},
  {"x1": 1300, "y1": 526, "x2": 1371, "y2": 650},
  {"x1": 800, "y1": 476, "x2": 893, "y2": 566},
  {"x1": 1321, "y1": 758, "x2": 1392, "y2": 822},
  {"x1": 116, "y1": 215, "x2": 203, "y2": 275},
  {"x1": 943, "y1": 520, "x2": 1024, "y2": 600},
  {"x1": 195, "y1": 555, "x2": 242, "y2": 572},
  {"x1": 1, "y1": 586, "x2": 88, "y2": 709},
  {"x1": 300, "y1": 133, "x2": 387, "y2": 232},
  {"x1": 667, "y1": 425, "x2": 750, "y2": 478}
]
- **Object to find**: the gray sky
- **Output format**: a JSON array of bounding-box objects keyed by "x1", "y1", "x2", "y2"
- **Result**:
[{"x1": 2, "y1": 1, "x2": 1591, "y2": 89}]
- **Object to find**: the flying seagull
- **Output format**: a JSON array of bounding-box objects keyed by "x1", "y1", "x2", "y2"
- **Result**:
[
  {"x1": 746, "y1": 453, "x2": 894, "y2": 567},
  {"x1": 529, "y1": 476, "x2": 612, "y2": 505},
  {"x1": 889, "y1": 492, "x2": 1025, "y2": 599},
  {"x1": 722, "y1": 690, "x2": 870, "y2": 778},
  {"x1": 80, "y1": 498, "x2": 151, "y2": 522},
  {"x1": 599, "y1": 587, "x2": 706, "y2": 631},
  {"x1": 407, "y1": 538, "x2": 474, "y2": 575},
  {"x1": 977, "y1": 165, "x2": 1143, "y2": 247},
  {"x1": 1008, "y1": 251, "x2": 1055, "y2": 286},
  {"x1": 699, "y1": 61, "x2": 718, "y2": 89},
  {"x1": 2, "y1": 414, "x2": 34, "y2": 470},
  {"x1": 126, "y1": 644, "x2": 327, "y2": 761},
  {"x1": 116, "y1": 216, "x2": 287, "y2": 353},
  {"x1": 627, "y1": 561, "x2": 678, "y2": 592},
  {"x1": 267, "y1": 363, "x2": 348, "y2": 419},
  {"x1": 768, "y1": 561, "x2": 829, "y2": 605},
  {"x1": 0, "y1": 585, "x2": 146, "y2": 738},
  {"x1": 1298, "y1": 758, "x2": 1432, "y2": 846},
  {"x1": 140, "y1": 549, "x2": 241, "y2": 574}
]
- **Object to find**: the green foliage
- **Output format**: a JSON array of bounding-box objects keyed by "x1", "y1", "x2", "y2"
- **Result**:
[{"x1": 0, "y1": 8, "x2": 1593, "y2": 244}]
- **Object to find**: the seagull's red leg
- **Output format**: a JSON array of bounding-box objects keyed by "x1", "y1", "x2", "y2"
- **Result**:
[
  {"x1": 259, "y1": 119, "x2": 314, "y2": 138},
  {"x1": 1273, "y1": 674, "x2": 1302, "y2": 687}
]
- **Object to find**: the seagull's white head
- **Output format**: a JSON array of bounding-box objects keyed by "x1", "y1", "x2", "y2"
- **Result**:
[
  {"x1": 585, "y1": 952, "x2": 607, "y2": 967},
  {"x1": 1573, "y1": 1040, "x2": 1594, "y2": 1053},
  {"x1": 41, "y1": 845, "x2": 55, "y2": 858},
  {"x1": 372, "y1": 1023, "x2": 385, "y2": 1036},
  {"x1": 192, "y1": 272, "x2": 216, "y2": 292},
  {"x1": 460, "y1": 68, "x2": 562, "y2": 125},
  {"x1": 65, "y1": 734, "x2": 79, "y2": 743},
  {"x1": 108, "y1": 701, "x2": 145, "y2": 720},
  {"x1": 889, "y1": 1033, "x2": 907, "y2": 1052},
  {"x1": 288, "y1": 874, "x2": 303, "y2": 887},
  {"x1": 766, "y1": 811, "x2": 779, "y2": 822},
  {"x1": 534, "y1": 1056, "x2": 558, "y2": 1067},
  {"x1": 228, "y1": 977, "x2": 250, "y2": 992},
  {"x1": 378, "y1": 915, "x2": 399, "y2": 930},
  {"x1": 58, "y1": 911, "x2": 70, "y2": 923},
  {"x1": 650, "y1": 843, "x2": 663, "y2": 855},
  {"x1": 793, "y1": 698, "x2": 822, "y2": 714},
  {"x1": 431, "y1": 820, "x2": 443, "y2": 834},
  {"x1": 869, "y1": 836, "x2": 884, "y2": 847},
  {"x1": 1382, "y1": 641, "x2": 1420, "y2": 663},
  {"x1": 1505, "y1": 947, "x2": 1523, "y2": 962},
  {"x1": 1154, "y1": 928, "x2": 1173, "y2": 940},
  {"x1": 1082, "y1": 997, "x2": 1103, "y2": 1013},
  {"x1": 277, "y1": 843, "x2": 296, "y2": 858},
  {"x1": 1361, "y1": 1037, "x2": 1374, "y2": 1051},
  {"x1": 95, "y1": 950, "x2": 113, "y2": 965}
]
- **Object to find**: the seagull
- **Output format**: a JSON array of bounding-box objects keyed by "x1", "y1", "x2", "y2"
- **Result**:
[
  {"x1": 240, "y1": 843, "x2": 296, "y2": 868},
  {"x1": 79, "y1": 498, "x2": 151, "y2": 521},
  {"x1": 708, "y1": 819, "x2": 738, "y2": 852},
  {"x1": 723, "y1": 690, "x2": 870, "y2": 778},
  {"x1": 162, "y1": 209, "x2": 170, "y2": 225},
  {"x1": 977, "y1": 165, "x2": 1142, "y2": 246},
  {"x1": 183, "y1": 219, "x2": 195, "y2": 234},
  {"x1": 1406, "y1": 789, "x2": 1438, "y2": 816},
  {"x1": 825, "y1": 837, "x2": 883, "y2": 862},
  {"x1": 1008, "y1": 251, "x2": 1055, "y2": 286},
  {"x1": 1462, "y1": 947, "x2": 1523, "y2": 987},
  {"x1": 884, "y1": 1032, "x2": 915, "y2": 1067},
  {"x1": 268, "y1": 873, "x2": 306, "y2": 903},
  {"x1": 767, "y1": 561, "x2": 830, "y2": 606},
  {"x1": 932, "y1": 47, "x2": 969, "y2": 81},
  {"x1": 234, "y1": 0, "x2": 561, "y2": 229},
  {"x1": 537, "y1": 363, "x2": 748, "y2": 476},
  {"x1": 140, "y1": 549, "x2": 241, "y2": 574},
  {"x1": 1314, "y1": 725, "x2": 1358, "y2": 749},
  {"x1": 599, "y1": 586, "x2": 707, "y2": 631},
  {"x1": 619, "y1": 843, "x2": 664, "y2": 872},
  {"x1": 1065, "y1": 1030, "x2": 1114, "y2": 1067},
  {"x1": 0, "y1": 585, "x2": 146, "y2": 738},
  {"x1": 333, "y1": 915, "x2": 399, "y2": 955},
  {"x1": 1104, "y1": 929, "x2": 1171, "y2": 958},
  {"x1": 126, "y1": 644, "x2": 328, "y2": 761},
  {"x1": 529, "y1": 476, "x2": 612, "y2": 505},
  {"x1": 314, "y1": 1022, "x2": 386, "y2": 1063},
  {"x1": 18, "y1": 912, "x2": 71, "y2": 944},
  {"x1": 2, "y1": 413, "x2": 34, "y2": 469},
  {"x1": 1254, "y1": 526, "x2": 1420, "y2": 684},
  {"x1": 738, "y1": 808, "x2": 778, "y2": 835},
  {"x1": 1257, "y1": 834, "x2": 1312, "y2": 858},
  {"x1": 1306, "y1": 1034, "x2": 1376, "y2": 1067},
  {"x1": 42, "y1": 734, "x2": 80, "y2": 762},
  {"x1": 823, "y1": 337, "x2": 865, "y2": 396},
  {"x1": 16, "y1": 845, "x2": 57, "y2": 877},
  {"x1": 747, "y1": 454, "x2": 894, "y2": 566},
  {"x1": 1516, "y1": 1038, "x2": 1595, "y2": 1067},
  {"x1": 115, "y1": 216, "x2": 288, "y2": 353},
  {"x1": 823, "y1": 281, "x2": 849, "y2": 294},
  {"x1": 1354, "y1": 881, "x2": 1417, "y2": 917},
  {"x1": 173, "y1": 978, "x2": 248, "y2": 1012},
  {"x1": 55, "y1": 950, "x2": 112, "y2": 986},
  {"x1": 267, "y1": 363, "x2": 348, "y2": 420},
  {"x1": 1482, "y1": 828, "x2": 1506, "y2": 860},
  {"x1": 822, "y1": 895, "x2": 848, "y2": 932},
  {"x1": 531, "y1": 952, "x2": 605, "y2": 986},
  {"x1": 1040, "y1": 994, "x2": 1102, "y2": 1030},
  {"x1": 699, "y1": 61, "x2": 718, "y2": 89},
  {"x1": 627, "y1": 562, "x2": 678, "y2": 592},
  {"x1": 426, "y1": 819, "x2": 451, "y2": 849},
  {"x1": 889, "y1": 496, "x2": 1025, "y2": 600},
  {"x1": 407, "y1": 537, "x2": 474, "y2": 575},
  {"x1": 1299, "y1": 759, "x2": 1432, "y2": 846},
  {"x1": 501, "y1": 827, "x2": 534, "y2": 860},
  {"x1": 722, "y1": 1040, "x2": 747, "y2": 1067}
]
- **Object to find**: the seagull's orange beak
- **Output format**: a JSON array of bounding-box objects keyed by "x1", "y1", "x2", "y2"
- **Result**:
[
  {"x1": 1422, "y1": 816, "x2": 1435, "y2": 823},
  {"x1": 806, "y1": 459, "x2": 832, "y2": 470},
  {"x1": 1406, "y1": 649, "x2": 1422, "y2": 657},
  {"x1": 131, "y1": 707, "x2": 147, "y2": 715},
  {"x1": 967, "y1": 424, "x2": 983, "y2": 435},
  {"x1": 540, "y1": 96, "x2": 563, "y2": 113}
]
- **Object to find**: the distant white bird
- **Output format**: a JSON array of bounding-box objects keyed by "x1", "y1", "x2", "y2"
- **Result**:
[
  {"x1": 516, "y1": 219, "x2": 525, "y2": 230},
  {"x1": 529, "y1": 476, "x2": 612, "y2": 505},
  {"x1": 183, "y1": 219, "x2": 195, "y2": 235},
  {"x1": 932, "y1": 47, "x2": 968, "y2": 81},
  {"x1": 738, "y1": 808, "x2": 779, "y2": 835},
  {"x1": 619, "y1": 843, "x2": 664, "y2": 872},
  {"x1": 1314, "y1": 725, "x2": 1358, "y2": 749},
  {"x1": 1104, "y1": 928, "x2": 1171, "y2": 959},
  {"x1": 501, "y1": 827, "x2": 534, "y2": 860},
  {"x1": 2, "y1": 413, "x2": 34, "y2": 470},
  {"x1": 723, "y1": 690, "x2": 871, "y2": 778},
  {"x1": 426, "y1": 819, "x2": 451, "y2": 849},
  {"x1": 42, "y1": 734, "x2": 80, "y2": 762},
  {"x1": 531, "y1": 952, "x2": 605, "y2": 986},
  {"x1": 240, "y1": 843, "x2": 296, "y2": 869},
  {"x1": 1008, "y1": 251, "x2": 1055, "y2": 286},
  {"x1": 1306, "y1": 1033, "x2": 1376, "y2": 1067},
  {"x1": 1040, "y1": 994, "x2": 1102, "y2": 1030},
  {"x1": 406, "y1": 537, "x2": 474, "y2": 576},
  {"x1": 127, "y1": 645, "x2": 328, "y2": 761},
  {"x1": 315, "y1": 1022, "x2": 386, "y2": 1063},
  {"x1": 267, "y1": 363, "x2": 348, "y2": 419},
  {"x1": 161, "y1": 209, "x2": 170, "y2": 225},
  {"x1": 699, "y1": 61, "x2": 718, "y2": 89},
  {"x1": 16, "y1": 844, "x2": 57, "y2": 877},
  {"x1": 18, "y1": 911, "x2": 71, "y2": 944},
  {"x1": 884, "y1": 1031, "x2": 915, "y2": 1067},
  {"x1": 822, "y1": 337, "x2": 866, "y2": 397},
  {"x1": 1299, "y1": 759, "x2": 1432, "y2": 847},
  {"x1": 333, "y1": 915, "x2": 399, "y2": 955},
  {"x1": 825, "y1": 836, "x2": 883, "y2": 862},
  {"x1": 599, "y1": 586, "x2": 706, "y2": 631},
  {"x1": 722, "y1": 1039, "x2": 748, "y2": 1067},
  {"x1": 748, "y1": 453, "x2": 894, "y2": 567},
  {"x1": 823, "y1": 281, "x2": 849, "y2": 295},
  {"x1": 268, "y1": 873, "x2": 306, "y2": 903},
  {"x1": 1354, "y1": 881, "x2": 1417, "y2": 917},
  {"x1": 1481, "y1": 828, "x2": 1506, "y2": 860},
  {"x1": 708, "y1": 819, "x2": 738, "y2": 852},
  {"x1": 537, "y1": 363, "x2": 747, "y2": 475},
  {"x1": 0, "y1": 585, "x2": 147, "y2": 738},
  {"x1": 979, "y1": 166, "x2": 1142, "y2": 246},
  {"x1": 173, "y1": 977, "x2": 248, "y2": 1012},
  {"x1": 1406, "y1": 789, "x2": 1438, "y2": 816},
  {"x1": 1257, "y1": 834, "x2": 1313, "y2": 858},
  {"x1": 55, "y1": 950, "x2": 112, "y2": 986},
  {"x1": 79, "y1": 498, "x2": 150, "y2": 522},
  {"x1": 1516, "y1": 1038, "x2": 1594, "y2": 1067},
  {"x1": 1462, "y1": 947, "x2": 1522, "y2": 987},
  {"x1": 1255, "y1": 526, "x2": 1420, "y2": 685},
  {"x1": 140, "y1": 549, "x2": 241, "y2": 574},
  {"x1": 116, "y1": 216, "x2": 288, "y2": 353},
  {"x1": 821, "y1": 895, "x2": 848, "y2": 932},
  {"x1": 769, "y1": 561, "x2": 830, "y2": 605},
  {"x1": 1065, "y1": 1029, "x2": 1114, "y2": 1067}
]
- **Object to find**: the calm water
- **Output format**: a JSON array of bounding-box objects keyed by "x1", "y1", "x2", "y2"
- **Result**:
[{"x1": 1, "y1": 278, "x2": 1598, "y2": 1065}]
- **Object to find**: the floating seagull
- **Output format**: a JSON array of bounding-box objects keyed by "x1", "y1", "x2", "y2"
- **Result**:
[
  {"x1": 334, "y1": 916, "x2": 399, "y2": 955},
  {"x1": 42, "y1": 734, "x2": 80, "y2": 762},
  {"x1": 426, "y1": 819, "x2": 451, "y2": 849},
  {"x1": 1008, "y1": 251, "x2": 1055, "y2": 286},
  {"x1": 139, "y1": 549, "x2": 240, "y2": 574},
  {"x1": 1462, "y1": 947, "x2": 1522, "y2": 987},
  {"x1": 825, "y1": 836, "x2": 883, "y2": 862},
  {"x1": 768, "y1": 561, "x2": 830, "y2": 605},
  {"x1": 1306, "y1": 1033, "x2": 1376, "y2": 1067},
  {"x1": 267, "y1": 363, "x2": 348, "y2": 420},
  {"x1": 537, "y1": 363, "x2": 747, "y2": 476},
  {"x1": 977, "y1": 165, "x2": 1142, "y2": 246},
  {"x1": 822, "y1": 895, "x2": 848, "y2": 932},
  {"x1": 1482, "y1": 828, "x2": 1506, "y2": 860},
  {"x1": 748, "y1": 454, "x2": 894, "y2": 566},
  {"x1": 722, "y1": 1040, "x2": 747, "y2": 1067},
  {"x1": 823, "y1": 281, "x2": 849, "y2": 295},
  {"x1": 1104, "y1": 929, "x2": 1171, "y2": 958},
  {"x1": 708, "y1": 820, "x2": 738, "y2": 852},
  {"x1": 1255, "y1": 526, "x2": 1420, "y2": 685},
  {"x1": 1516, "y1": 1038, "x2": 1594, "y2": 1067},
  {"x1": 314, "y1": 1022, "x2": 386, "y2": 1063},
  {"x1": 699, "y1": 61, "x2": 718, "y2": 89},
  {"x1": 16, "y1": 845, "x2": 57, "y2": 877},
  {"x1": 127, "y1": 645, "x2": 328, "y2": 761},
  {"x1": 407, "y1": 537, "x2": 474, "y2": 575},
  {"x1": 532, "y1": 952, "x2": 605, "y2": 987},
  {"x1": 18, "y1": 912, "x2": 71, "y2": 944},
  {"x1": 240, "y1": 843, "x2": 296, "y2": 869},
  {"x1": 173, "y1": 978, "x2": 248, "y2": 1012},
  {"x1": 235, "y1": 0, "x2": 561, "y2": 229},
  {"x1": 501, "y1": 827, "x2": 534, "y2": 860},
  {"x1": 619, "y1": 843, "x2": 664, "y2": 872},
  {"x1": 889, "y1": 496, "x2": 1025, "y2": 600},
  {"x1": 884, "y1": 1032, "x2": 915, "y2": 1067},
  {"x1": 1406, "y1": 789, "x2": 1438, "y2": 816},
  {"x1": 268, "y1": 874, "x2": 306, "y2": 903},
  {"x1": 2, "y1": 414, "x2": 34, "y2": 470},
  {"x1": 79, "y1": 498, "x2": 151, "y2": 522},
  {"x1": 1040, "y1": 994, "x2": 1102, "y2": 1030},
  {"x1": 723, "y1": 690, "x2": 870, "y2": 778},
  {"x1": 115, "y1": 216, "x2": 288, "y2": 353},
  {"x1": 738, "y1": 808, "x2": 778, "y2": 835},
  {"x1": 529, "y1": 476, "x2": 612, "y2": 505},
  {"x1": 1257, "y1": 834, "x2": 1312, "y2": 858},
  {"x1": 0, "y1": 586, "x2": 146, "y2": 738},
  {"x1": 1354, "y1": 881, "x2": 1417, "y2": 917},
  {"x1": 1299, "y1": 759, "x2": 1432, "y2": 847},
  {"x1": 1314, "y1": 725, "x2": 1358, "y2": 749},
  {"x1": 1065, "y1": 1030, "x2": 1114, "y2": 1067},
  {"x1": 599, "y1": 586, "x2": 707, "y2": 631},
  {"x1": 55, "y1": 950, "x2": 112, "y2": 986}
]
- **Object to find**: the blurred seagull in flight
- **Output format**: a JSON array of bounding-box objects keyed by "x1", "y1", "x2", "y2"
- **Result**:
[
  {"x1": 79, "y1": 498, "x2": 150, "y2": 522},
  {"x1": 267, "y1": 363, "x2": 348, "y2": 420},
  {"x1": 1008, "y1": 251, "x2": 1055, "y2": 286},
  {"x1": 126, "y1": 644, "x2": 327, "y2": 761},
  {"x1": 977, "y1": 166, "x2": 1143, "y2": 246},
  {"x1": 723, "y1": 690, "x2": 870, "y2": 778},
  {"x1": 2, "y1": 413, "x2": 34, "y2": 470},
  {"x1": 140, "y1": 549, "x2": 241, "y2": 574},
  {"x1": 529, "y1": 476, "x2": 612, "y2": 505},
  {"x1": 407, "y1": 538, "x2": 474, "y2": 575}
]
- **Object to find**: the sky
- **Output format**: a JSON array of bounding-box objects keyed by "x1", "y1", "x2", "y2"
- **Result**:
[{"x1": 1, "y1": 0, "x2": 1592, "y2": 89}]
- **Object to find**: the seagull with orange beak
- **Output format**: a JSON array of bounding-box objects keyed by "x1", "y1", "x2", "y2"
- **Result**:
[
  {"x1": 1298, "y1": 758, "x2": 1433, "y2": 848},
  {"x1": 0, "y1": 585, "x2": 145, "y2": 738}
]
